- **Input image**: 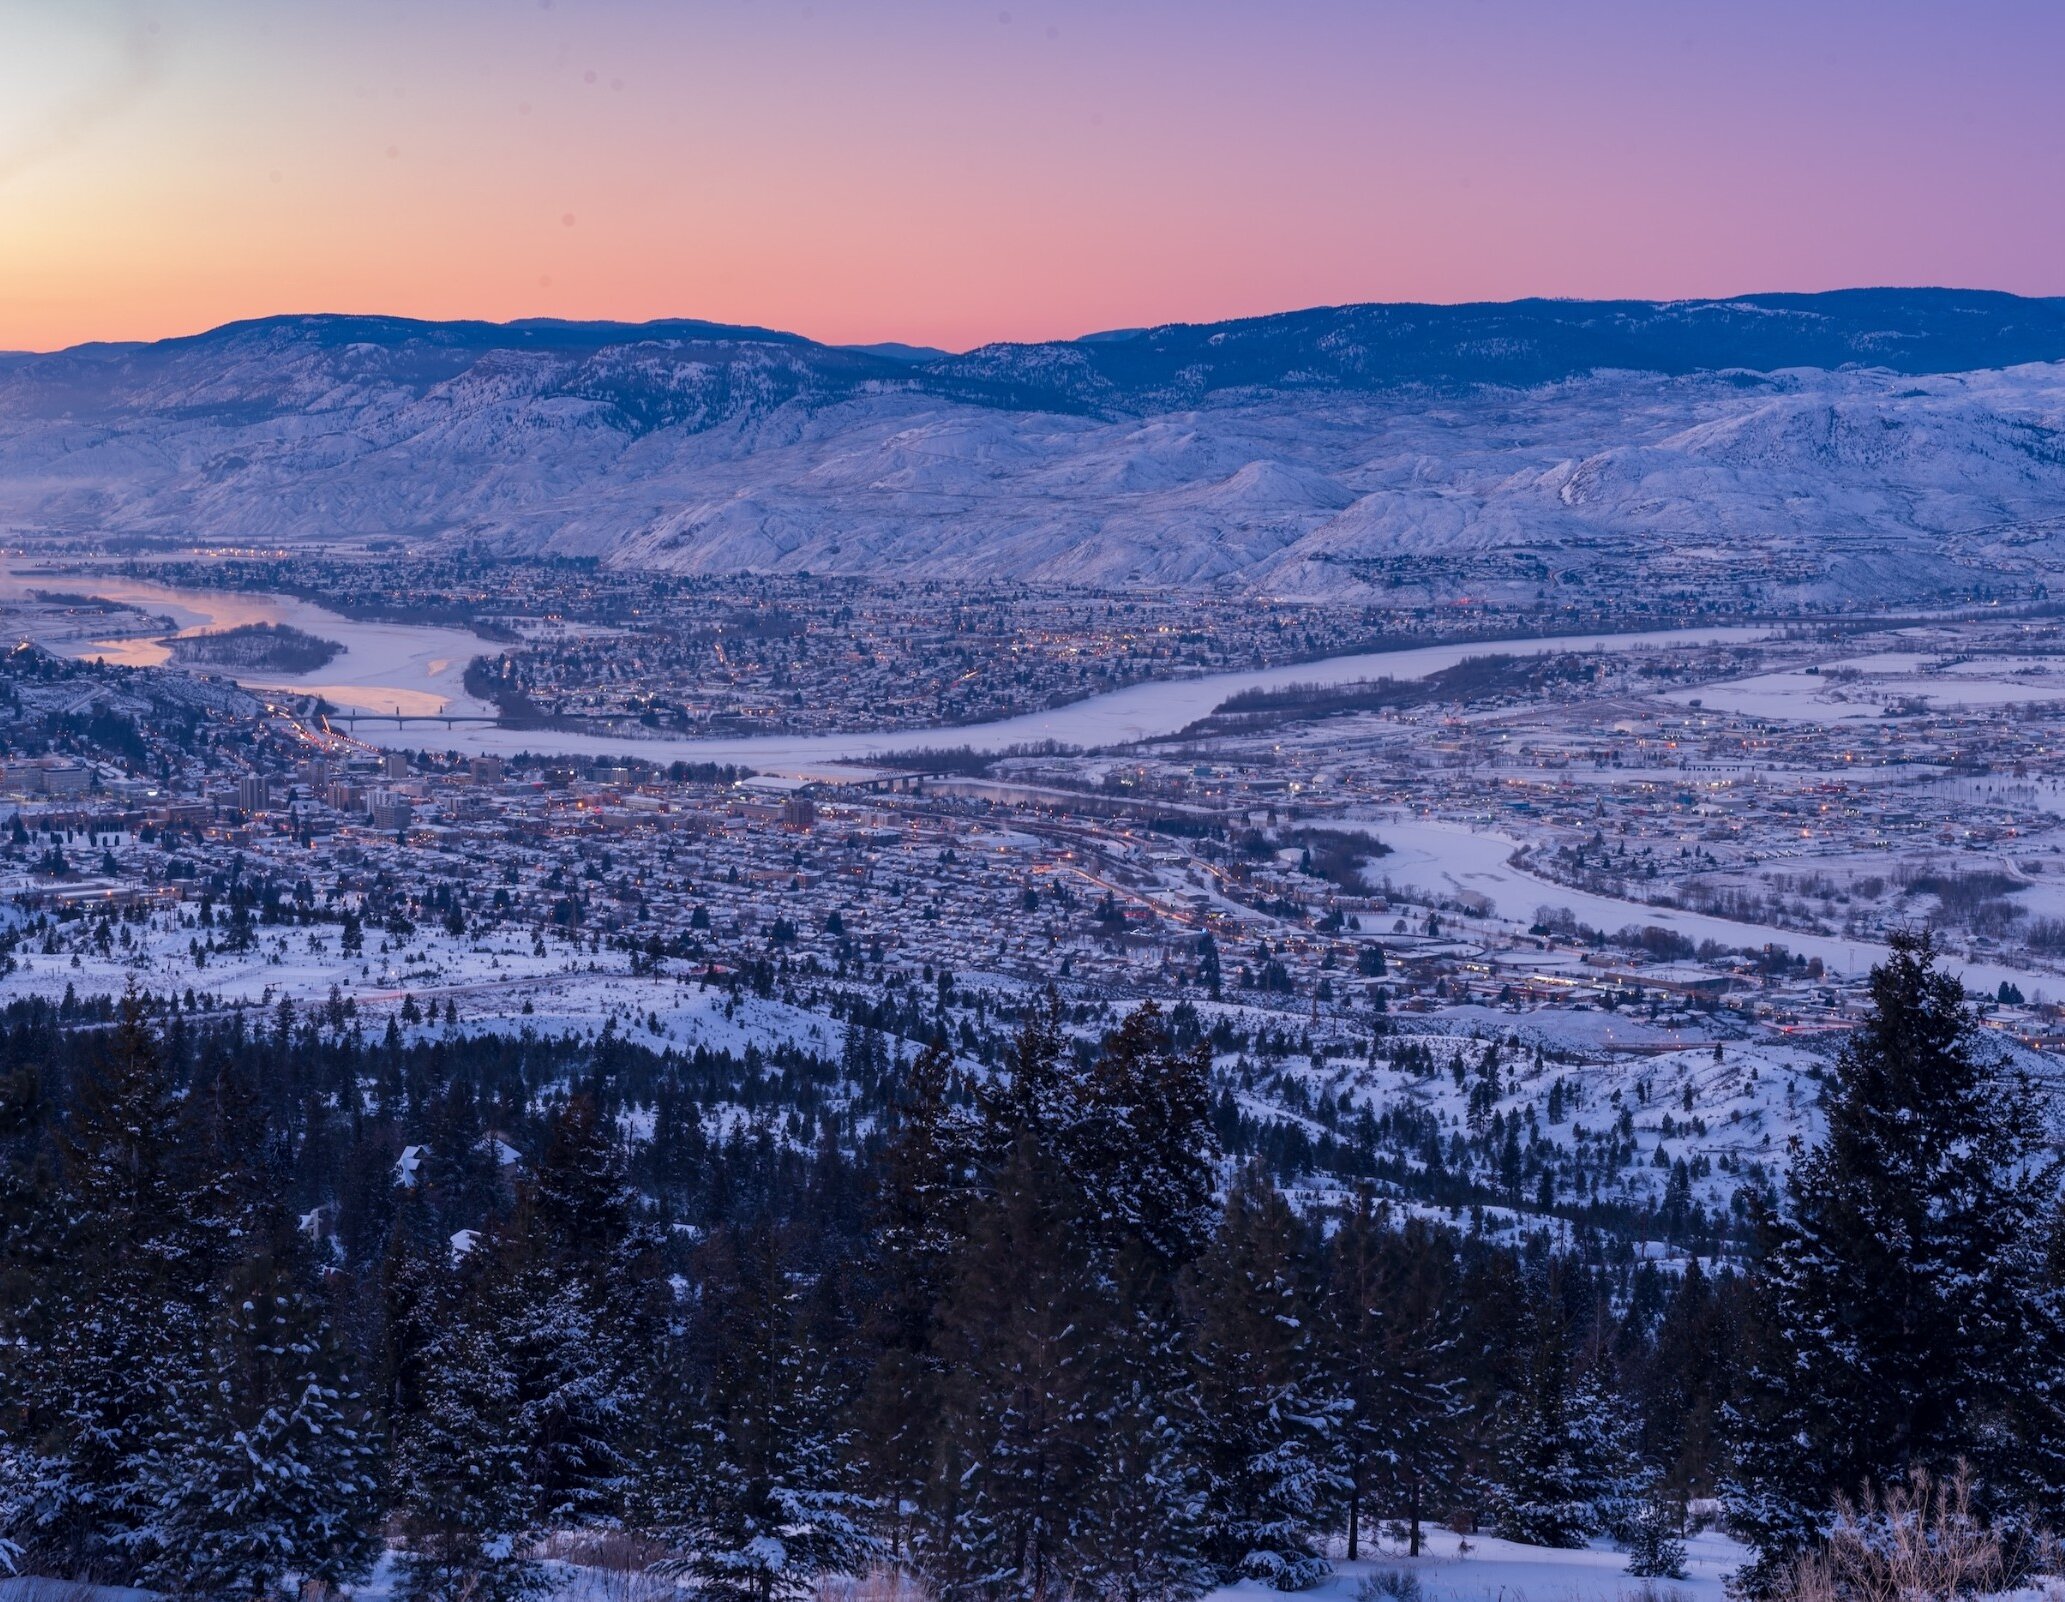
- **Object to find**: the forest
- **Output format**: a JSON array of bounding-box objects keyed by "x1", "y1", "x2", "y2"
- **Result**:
[{"x1": 1, "y1": 934, "x2": 2061, "y2": 1601}]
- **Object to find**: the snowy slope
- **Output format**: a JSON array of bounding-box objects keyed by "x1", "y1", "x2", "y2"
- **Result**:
[{"x1": 5, "y1": 296, "x2": 2065, "y2": 602}]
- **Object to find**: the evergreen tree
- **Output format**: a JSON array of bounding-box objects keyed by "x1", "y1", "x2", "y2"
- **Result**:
[
  {"x1": 0, "y1": 997, "x2": 213, "y2": 1583},
  {"x1": 391, "y1": 1246, "x2": 544, "y2": 1602},
  {"x1": 1187, "y1": 1164, "x2": 1344, "y2": 1590},
  {"x1": 376, "y1": 1183, "x2": 452, "y2": 1447},
  {"x1": 1628, "y1": 1256, "x2": 1739, "y2": 1498},
  {"x1": 976, "y1": 988, "x2": 1082, "y2": 1166},
  {"x1": 1622, "y1": 1477, "x2": 1688, "y2": 1580},
  {"x1": 0, "y1": 1055, "x2": 54, "y2": 1345},
  {"x1": 1323, "y1": 1199, "x2": 1464, "y2": 1559},
  {"x1": 925, "y1": 1135, "x2": 1099, "y2": 1601},
  {"x1": 853, "y1": 1037, "x2": 973, "y2": 1555},
  {"x1": 393, "y1": 1094, "x2": 648, "y2": 1596},
  {"x1": 1725, "y1": 933, "x2": 2065, "y2": 1591},
  {"x1": 1564, "y1": 1368, "x2": 1645, "y2": 1542},
  {"x1": 505, "y1": 1095, "x2": 650, "y2": 1530},
  {"x1": 644, "y1": 1218, "x2": 877, "y2": 1602},
  {"x1": 1063, "y1": 1009, "x2": 1219, "y2": 1602},
  {"x1": 161, "y1": 1224, "x2": 384, "y2": 1597},
  {"x1": 1069, "y1": 1246, "x2": 1213, "y2": 1602},
  {"x1": 1077, "y1": 1003, "x2": 1219, "y2": 1269},
  {"x1": 1485, "y1": 1298, "x2": 1593, "y2": 1549}
]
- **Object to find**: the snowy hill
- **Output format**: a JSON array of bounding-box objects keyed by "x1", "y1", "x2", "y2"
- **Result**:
[{"x1": 6, "y1": 293, "x2": 2065, "y2": 603}]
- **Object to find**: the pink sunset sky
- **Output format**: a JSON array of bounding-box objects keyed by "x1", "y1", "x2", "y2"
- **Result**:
[{"x1": 3, "y1": 0, "x2": 2061, "y2": 353}]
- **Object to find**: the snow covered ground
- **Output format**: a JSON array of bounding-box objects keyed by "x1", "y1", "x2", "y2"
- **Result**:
[
  {"x1": 1661, "y1": 655, "x2": 2065, "y2": 723},
  {"x1": 1211, "y1": 1531, "x2": 1745, "y2": 1602},
  {"x1": 0, "y1": 1529, "x2": 1754, "y2": 1602},
  {"x1": 1358, "y1": 813, "x2": 2063, "y2": 998},
  {"x1": 7, "y1": 309, "x2": 2065, "y2": 611}
]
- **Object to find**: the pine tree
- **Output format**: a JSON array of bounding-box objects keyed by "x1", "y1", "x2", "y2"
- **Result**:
[
  {"x1": 976, "y1": 988, "x2": 1083, "y2": 1166},
  {"x1": 1623, "y1": 1476, "x2": 1688, "y2": 1580},
  {"x1": 0, "y1": 1055, "x2": 54, "y2": 1347},
  {"x1": 0, "y1": 1052, "x2": 58, "y2": 1554},
  {"x1": 160, "y1": 1223, "x2": 384, "y2": 1596},
  {"x1": 1485, "y1": 1298, "x2": 1593, "y2": 1549},
  {"x1": 925, "y1": 1135, "x2": 1099, "y2": 1601},
  {"x1": 391, "y1": 1247, "x2": 545, "y2": 1602},
  {"x1": 1725, "y1": 933, "x2": 2065, "y2": 1591},
  {"x1": 1069, "y1": 1245, "x2": 1213, "y2": 1602},
  {"x1": 376, "y1": 1183, "x2": 452, "y2": 1445},
  {"x1": 0, "y1": 996, "x2": 214, "y2": 1583},
  {"x1": 1564, "y1": 1368, "x2": 1645, "y2": 1542},
  {"x1": 1187, "y1": 1163, "x2": 1345, "y2": 1591},
  {"x1": 1062, "y1": 1008, "x2": 1219, "y2": 1602},
  {"x1": 1324, "y1": 1199, "x2": 1464, "y2": 1559},
  {"x1": 505, "y1": 1094, "x2": 650, "y2": 1531},
  {"x1": 1629, "y1": 1255, "x2": 1738, "y2": 1498},
  {"x1": 853, "y1": 1037, "x2": 973, "y2": 1556},
  {"x1": 1077, "y1": 1003, "x2": 1219, "y2": 1269},
  {"x1": 644, "y1": 1218, "x2": 878, "y2": 1602},
  {"x1": 393, "y1": 1093, "x2": 650, "y2": 1597}
]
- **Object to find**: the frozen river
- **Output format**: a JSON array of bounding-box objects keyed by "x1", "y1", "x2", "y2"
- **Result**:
[
  {"x1": 1, "y1": 564, "x2": 494, "y2": 719},
  {"x1": 10, "y1": 569, "x2": 2045, "y2": 989},
  {"x1": 3, "y1": 571, "x2": 1776, "y2": 774},
  {"x1": 375, "y1": 621, "x2": 1774, "y2": 776}
]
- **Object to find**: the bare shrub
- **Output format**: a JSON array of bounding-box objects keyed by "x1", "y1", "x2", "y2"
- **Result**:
[
  {"x1": 817, "y1": 1567, "x2": 935, "y2": 1602},
  {"x1": 1356, "y1": 1568, "x2": 1426, "y2": 1602},
  {"x1": 536, "y1": 1528, "x2": 677, "y2": 1601},
  {"x1": 1779, "y1": 1465, "x2": 2046, "y2": 1602}
]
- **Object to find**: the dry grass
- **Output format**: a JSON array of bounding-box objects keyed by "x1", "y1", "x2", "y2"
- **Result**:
[
  {"x1": 534, "y1": 1528, "x2": 679, "y2": 1601},
  {"x1": 816, "y1": 1566, "x2": 935, "y2": 1602},
  {"x1": 1780, "y1": 1465, "x2": 2050, "y2": 1602}
]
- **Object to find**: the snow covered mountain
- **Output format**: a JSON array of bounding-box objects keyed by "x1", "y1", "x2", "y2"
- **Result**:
[{"x1": 5, "y1": 290, "x2": 2065, "y2": 603}]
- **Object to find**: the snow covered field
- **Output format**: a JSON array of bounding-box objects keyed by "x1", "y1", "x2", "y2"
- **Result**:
[
  {"x1": 1210, "y1": 1531, "x2": 1744, "y2": 1602},
  {"x1": 1356, "y1": 814, "x2": 2059, "y2": 997},
  {"x1": 1663, "y1": 654, "x2": 2065, "y2": 723},
  {"x1": 0, "y1": 1530, "x2": 1755, "y2": 1602}
]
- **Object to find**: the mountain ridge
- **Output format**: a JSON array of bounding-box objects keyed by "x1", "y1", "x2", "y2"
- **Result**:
[{"x1": 4, "y1": 289, "x2": 2065, "y2": 605}]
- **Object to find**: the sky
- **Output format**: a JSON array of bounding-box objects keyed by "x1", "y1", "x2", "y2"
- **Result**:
[{"x1": 3, "y1": 0, "x2": 2062, "y2": 353}]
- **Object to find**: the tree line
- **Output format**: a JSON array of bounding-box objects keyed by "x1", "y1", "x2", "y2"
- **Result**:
[{"x1": 2, "y1": 933, "x2": 2062, "y2": 1600}]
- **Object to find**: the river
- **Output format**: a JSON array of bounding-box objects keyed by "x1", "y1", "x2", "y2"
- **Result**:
[
  {"x1": 410, "y1": 622, "x2": 1774, "y2": 776},
  {"x1": 5, "y1": 565, "x2": 1776, "y2": 771},
  {"x1": 0, "y1": 564, "x2": 494, "y2": 719},
  {"x1": 7, "y1": 570, "x2": 2046, "y2": 988}
]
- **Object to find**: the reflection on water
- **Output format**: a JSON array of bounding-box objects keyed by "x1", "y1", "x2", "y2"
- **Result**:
[{"x1": 0, "y1": 562, "x2": 494, "y2": 719}]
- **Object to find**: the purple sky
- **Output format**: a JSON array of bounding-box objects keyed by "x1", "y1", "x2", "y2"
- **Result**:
[{"x1": 4, "y1": 0, "x2": 2061, "y2": 350}]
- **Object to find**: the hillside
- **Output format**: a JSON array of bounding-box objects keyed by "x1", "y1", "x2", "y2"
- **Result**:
[{"x1": 4, "y1": 291, "x2": 2065, "y2": 604}]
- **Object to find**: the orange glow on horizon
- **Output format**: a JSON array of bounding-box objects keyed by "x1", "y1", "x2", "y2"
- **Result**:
[{"x1": 3, "y1": 0, "x2": 2063, "y2": 354}]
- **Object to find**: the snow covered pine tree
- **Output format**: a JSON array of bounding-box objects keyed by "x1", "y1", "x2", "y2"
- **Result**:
[{"x1": 1725, "y1": 932, "x2": 2065, "y2": 1593}]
